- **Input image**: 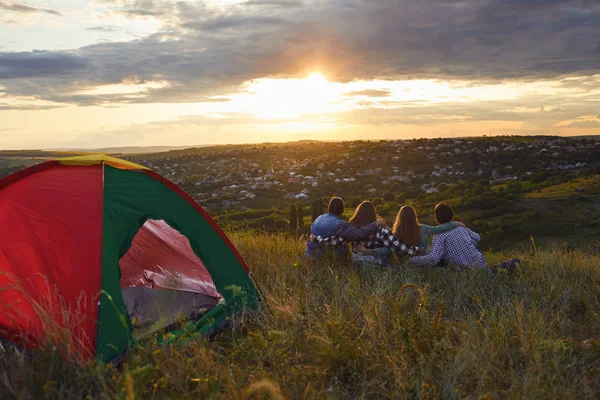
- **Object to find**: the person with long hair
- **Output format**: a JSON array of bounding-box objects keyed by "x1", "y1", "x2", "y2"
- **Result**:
[
  {"x1": 305, "y1": 197, "x2": 386, "y2": 260},
  {"x1": 315, "y1": 201, "x2": 420, "y2": 266},
  {"x1": 391, "y1": 205, "x2": 463, "y2": 253}
]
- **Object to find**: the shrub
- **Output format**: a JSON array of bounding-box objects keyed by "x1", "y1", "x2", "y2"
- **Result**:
[
  {"x1": 382, "y1": 192, "x2": 395, "y2": 202},
  {"x1": 372, "y1": 197, "x2": 384, "y2": 206}
]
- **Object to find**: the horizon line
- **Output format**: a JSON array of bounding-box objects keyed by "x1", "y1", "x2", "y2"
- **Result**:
[{"x1": 2, "y1": 133, "x2": 599, "y2": 153}]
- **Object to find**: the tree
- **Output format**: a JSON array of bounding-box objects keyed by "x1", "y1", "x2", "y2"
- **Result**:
[
  {"x1": 506, "y1": 181, "x2": 523, "y2": 193},
  {"x1": 289, "y1": 205, "x2": 297, "y2": 235},
  {"x1": 383, "y1": 191, "x2": 395, "y2": 202},
  {"x1": 349, "y1": 197, "x2": 362, "y2": 208},
  {"x1": 297, "y1": 205, "x2": 305, "y2": 234}
]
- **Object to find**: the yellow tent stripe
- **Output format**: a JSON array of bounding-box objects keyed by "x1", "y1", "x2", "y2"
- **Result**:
[{"x1": 57, "y1": 154, "x2": 148, "y2": 170}]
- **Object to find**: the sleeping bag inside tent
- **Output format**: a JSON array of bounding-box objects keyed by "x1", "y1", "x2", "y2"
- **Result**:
[{"x1": 0, "y1": 155, "x2": 261, "y2": 362}]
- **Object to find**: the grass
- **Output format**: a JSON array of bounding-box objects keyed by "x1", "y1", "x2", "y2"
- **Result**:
[
  {"x1": 1, "y1": 233, "x2": 600, "y2": 399},
  {"x1": 525, "y1": 176, "x2": 600, "y2": 199}
]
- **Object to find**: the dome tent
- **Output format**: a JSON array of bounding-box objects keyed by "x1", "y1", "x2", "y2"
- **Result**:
[{"x1": 0, "y1": 155, "x2": 261, "y2": 362}]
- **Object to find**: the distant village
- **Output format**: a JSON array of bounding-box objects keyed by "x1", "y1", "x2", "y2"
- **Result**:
[{"x1": 128, "y1": 136, "x2": 600, "y2": 214}]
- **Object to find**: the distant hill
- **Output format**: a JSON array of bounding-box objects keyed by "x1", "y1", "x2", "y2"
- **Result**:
[
  {"x1": 0, "y1": 150, "x2": 90, "y2": 169},
  {"x1": 571, "y1": 135, "x2": 600, "y2": 141},
  {"x1": 0, "y1": 146, "x2": 210, "y2": 156},
  {"x1": 86, "y1": 145, "x2": 203, "y2": 155}
]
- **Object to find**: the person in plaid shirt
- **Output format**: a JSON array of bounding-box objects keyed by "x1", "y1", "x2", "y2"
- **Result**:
[
  {"x1": 391, "y1": 205, "x2": 463, "y2": 253},
  {"x1": 409, "y1": 203, "x2": 488, "y2": 269},
  {"x1": 305, "y1": 197, "x2": 386, "y2": 259},
  {"x1": 314, "y1": 201, "x2": 420, "y2": 265}
]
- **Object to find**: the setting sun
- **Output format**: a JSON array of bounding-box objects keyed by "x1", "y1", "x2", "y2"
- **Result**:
[
  {"x1": 230, "y1": 72, "x2": 341, "y2": 119},
  {"x1": 1, "y1": 0, "x2": 598, "y2": 150}
]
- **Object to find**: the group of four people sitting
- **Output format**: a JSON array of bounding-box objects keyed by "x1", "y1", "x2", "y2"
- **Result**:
[{"x1": 306, "y1": 197, "x2": 488, "y2": 269}]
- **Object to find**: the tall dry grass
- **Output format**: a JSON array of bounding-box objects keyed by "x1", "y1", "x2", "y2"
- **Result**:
[{"x1": 1, "y1": 233, "x2": 599, "y2": 399}]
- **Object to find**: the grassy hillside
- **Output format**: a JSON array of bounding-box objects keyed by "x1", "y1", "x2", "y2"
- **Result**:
[
  {"x1": 1, "y1": 234, "x2": 599, "y2": 399},
  {"x1": 525, "y1": 175, "x2": 600, "y2": 199}
]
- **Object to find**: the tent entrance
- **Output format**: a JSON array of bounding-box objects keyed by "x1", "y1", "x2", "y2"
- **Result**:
[{"x1": 118, "y1": 219, "x2": 222, "y2": 337}]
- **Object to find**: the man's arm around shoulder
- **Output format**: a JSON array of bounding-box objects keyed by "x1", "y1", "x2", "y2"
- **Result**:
[
  {"x1": 337, "y1": 217, "x2": 386, "y2": 241},
  {"x1": 410, "y1": 233, "x2": 446, "y2": 265}
]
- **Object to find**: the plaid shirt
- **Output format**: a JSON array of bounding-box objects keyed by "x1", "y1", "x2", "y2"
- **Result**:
[
  {"x1": 337, "y1": 221, "x2": 378, "y2": 241},
  {"x1": 317, "y1": 226, "x2": 420, "y2": 257},
  {"x1": 409, "y1": 226, "x2": 487, "y2": 269}
]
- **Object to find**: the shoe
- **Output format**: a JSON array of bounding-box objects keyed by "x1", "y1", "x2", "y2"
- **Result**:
[{"x1": 492, "y1": 258, "x2": 520, "y2": 272}]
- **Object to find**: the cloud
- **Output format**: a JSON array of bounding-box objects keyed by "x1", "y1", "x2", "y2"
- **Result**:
[
  {"x1": 86, "y1": 26, "x2": 120, "y2": 32},
  {"x1": 564, "y1": 120, "x2": 600, "y2": 128},
  {"x1": 243, "y1": 0, "x2": 304, "y2": 7},
  {"x1": 120, "y1": 8, "x2": 163, "y2": 17},
  {"x1": 0, "y1": 104, "x2": 64, "y2": 111},
  {"x1": 557, "y1": 115, "x2": 600, "y2": 128},
  {"x1": 0, "y1": 0, "x2": 599, "y2": 107},
  {"x1": 99, "y1": 0, "x2": 175, "y2": 19},
  {"x1": 0, "y1": 0, "x2": 61, "y2": 15},
  {"x1": 345, "y1": 89, "x2": 391, "y2": 98},
  {"x1": 0, "y1": 51, "x2": 88, "y2": 79},
  {"x1": 182, "y1": 16, "x2": 286, "y2": 31}
]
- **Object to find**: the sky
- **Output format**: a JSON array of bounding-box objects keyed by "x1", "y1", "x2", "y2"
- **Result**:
[{"x1": 1, "y1": 0, "x2": 599, "y2": 149}]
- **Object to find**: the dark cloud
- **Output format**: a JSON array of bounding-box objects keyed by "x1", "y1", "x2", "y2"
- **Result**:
[
  {"x1": 0, "y1": 0, "x2": 61, "y2": 15},
  {"x1": 0, "y1": 104, "x2": 64, "y2": 111},
  {"x1": 0, "y1": 0, "x2": 599, "y2": 107},
  {"x1": 0, "y1": 51, "x2": 88, "y2": 79},
  {"x1": 99, "y1": 0, "x2": 172, "y2": 18},
  {"x1": 183, "y1": 16, "x2": 286, "y2": 31},
  {"x1": 120, "y1": 8, "x2": 163, "y2": 17},
  {"x1": 243, "y1": 0, "x2": 304, "y2": 7}
]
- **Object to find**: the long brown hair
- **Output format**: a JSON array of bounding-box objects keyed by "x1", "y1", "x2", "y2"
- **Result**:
[
  {"x1": 348, "y1": 201, "x2": 378, "y2": 228},
  {"x1": 391, "y1": 205, "x2": 421, "y2": 246}
]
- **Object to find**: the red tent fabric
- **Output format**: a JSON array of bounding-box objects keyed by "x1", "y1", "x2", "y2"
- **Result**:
[
  {"x1": 0, "y1": 165, "x2": 103, "y2": 358},
  {"x1": 119, "y1": 219, "x2": 220, "y2": 298}
]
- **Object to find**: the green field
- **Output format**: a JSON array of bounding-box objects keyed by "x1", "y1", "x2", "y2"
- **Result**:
[
  {"x1": 1, "y1": 234, "x2": 599, "y2": 399},
  {"x1": 525, "y1": 176, "x2": 600, "y2": 199}
]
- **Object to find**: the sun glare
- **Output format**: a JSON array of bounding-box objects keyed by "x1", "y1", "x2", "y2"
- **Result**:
[{"x1": 231, "y1": 72, "x2": 341, "y2": 119}]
